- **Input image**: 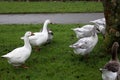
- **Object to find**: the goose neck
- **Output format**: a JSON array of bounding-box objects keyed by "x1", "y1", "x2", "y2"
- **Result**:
[
  {"x1": 42, "y1": 22, "x2": 48, "y2": 32},
  {"x1": 111, "y1": 43, "x2": 119, "y2": 61},
  {"x1": 92, "y1": 31, "x2": 97, "y2": 37},
  {"x1": 23, "y1": 37, "x2": 31, "y2": 50}
]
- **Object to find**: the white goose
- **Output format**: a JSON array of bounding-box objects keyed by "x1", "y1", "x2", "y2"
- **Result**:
[
  {"x1": 40, "y1": 27, "x2": 53, "y2": 44},
  {"x1": 100, "y1": 42, "x2": 120, "y2": 80},
  {"x1": 72, "y1": 25, "x2": 95, "y2": 39},
  {"x1": 1, "y1": 31, "x2": 34, "y2": 68},
  {"x1": 69, "y1": 26, "x2": 98, "y2": 57},
  {"x1": 90, "y1": 18, "x2": 106, "y2": 25},
  {"x1": 29, "y1": 19, "x2": 52, "y2": 50},
  {"x1": 90, "y1": 18, "x2": 106, "y2": 38}
]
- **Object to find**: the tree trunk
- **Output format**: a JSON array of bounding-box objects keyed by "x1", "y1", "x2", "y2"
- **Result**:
[
  {"x1": 26, "y1": 0, "x2": 29, "y2": 2},
  {"x1": 102, "y1": 0, "x2": 120, "y2": 52}
]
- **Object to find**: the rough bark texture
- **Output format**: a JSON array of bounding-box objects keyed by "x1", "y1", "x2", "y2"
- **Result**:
[
  {"x1": 3, "y1": 0, "x2": 102, "y2": 1},
  {"x1": 102, "y1": 0, "x2": 120, "y2": 52}
]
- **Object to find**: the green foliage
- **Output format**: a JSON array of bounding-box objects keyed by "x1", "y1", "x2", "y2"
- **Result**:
[
  {"x1": 0, "y1": 24, "x2": 110, "y2": 80},
  {"x1": 0, "y1": 1, "x2": 103, "y2": 13}
]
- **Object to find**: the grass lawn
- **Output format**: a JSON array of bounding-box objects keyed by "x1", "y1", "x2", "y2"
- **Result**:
[
  {"x1": 0, "y1": 1, "x2": 103, "y2": 13},
  {"x1": 0, "y1": 24, "x2": 111, "y2": 80}
]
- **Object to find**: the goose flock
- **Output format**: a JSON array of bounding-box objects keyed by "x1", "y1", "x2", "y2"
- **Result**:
[
  {"x1": 69, "y1": 18, "x2": 106, "y2": 57},
  {"x1": 69, "y1": 26, "x2": 98, "y2": 57},
  {"x1": 1, "y1": 19, "x2": 53, "y2": 68},
  {"x1": 69, "y1": 18, "x2": 120, "y2": 80},
  {"x1": 1, "y1": 18, "x2": 120, "y2": 80}
]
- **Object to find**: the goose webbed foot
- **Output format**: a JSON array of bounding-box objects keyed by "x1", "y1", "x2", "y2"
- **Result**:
[
  {"x1": 34, "y1": 46, "x2": 40, "y2": 51},
  {"x1": 84, "y1": 54, "x2": 89, "y2": 62},
  {"x1": 79, "y1": 54, "x2": 89, "y2": 62},
  {"x1": 14, "y1": 64, "x2": 29, "y2": 69},
  {"x1": 21, "y1": 64, "x2": 29, "y2": 69}
]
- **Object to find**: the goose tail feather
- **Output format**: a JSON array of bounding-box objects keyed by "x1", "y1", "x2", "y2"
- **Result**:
[{"x1": 1, "y1": 55, "x2": 10, "y2": 59}]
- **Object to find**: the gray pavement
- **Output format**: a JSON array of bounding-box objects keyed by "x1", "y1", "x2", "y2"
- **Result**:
[{"x1": 0, "y1": 13, "x2": 104, "y2": 24}]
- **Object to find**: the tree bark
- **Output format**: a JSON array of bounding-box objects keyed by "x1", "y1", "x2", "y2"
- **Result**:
[{"x1": 102, "y1": 0, "x2": 120, "y2": 52}]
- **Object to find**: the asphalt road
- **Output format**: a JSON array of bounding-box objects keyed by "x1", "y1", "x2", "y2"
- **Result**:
[{"x1": 0, "y1": 13, "x2": 104, "y2": 24}]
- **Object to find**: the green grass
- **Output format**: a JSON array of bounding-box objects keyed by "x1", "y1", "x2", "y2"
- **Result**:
[
  {"x1": 0, "y1": 24, "x2": 112, "y2": 80},
  {"x1": 0, "y1": 1, "x2": 103, "y2": 13}
]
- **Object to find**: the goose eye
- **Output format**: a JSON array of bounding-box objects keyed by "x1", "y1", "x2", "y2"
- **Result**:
[{"x1": 85, "y1": 42, "x2": 87, "y2": 44}]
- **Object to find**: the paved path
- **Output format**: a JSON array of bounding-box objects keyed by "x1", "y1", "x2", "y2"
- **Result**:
[{"x1": 0, "y1": 13, "x2": 104, "y2": 24}]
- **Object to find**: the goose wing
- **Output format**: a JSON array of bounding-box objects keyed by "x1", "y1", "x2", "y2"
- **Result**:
[
  {"x1": 2, "y1": 47, "x2": 29, "y2": 59},
  {"x1": 70, "y1": 37, "x2": 93, "y2": 49},
  {"x1": 29, "y1": 32, "x2": 44, "y2": 40}
]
